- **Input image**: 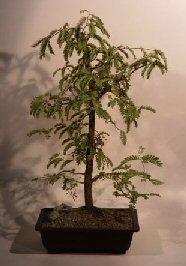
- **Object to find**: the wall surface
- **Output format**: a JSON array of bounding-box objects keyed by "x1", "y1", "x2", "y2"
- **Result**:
[{"x1": 0, "y1": 0, "x2": 186, "y2": 265}]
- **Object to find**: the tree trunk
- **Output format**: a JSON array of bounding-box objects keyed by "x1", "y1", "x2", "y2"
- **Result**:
[{"x1": 84, "y1": 81, "x2": 95, "y2": 207}]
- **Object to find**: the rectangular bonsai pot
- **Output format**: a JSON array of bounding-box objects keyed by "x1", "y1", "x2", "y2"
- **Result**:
[{"x1": 35, "y1": 207, "x2": 139, "y2": 254}]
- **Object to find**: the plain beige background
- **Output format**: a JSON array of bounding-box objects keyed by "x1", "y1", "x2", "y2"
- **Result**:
[{"x1": 0, "y1": 0, "x2": 186, "y2": 265}]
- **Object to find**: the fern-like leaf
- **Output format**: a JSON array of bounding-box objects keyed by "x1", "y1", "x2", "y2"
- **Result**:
[
  {"x1": 120, "y1": 130, "x2": 127, "y2": 145},
  {"x1": 142, "y1": 154, "x2": 163, "y2": 167}
]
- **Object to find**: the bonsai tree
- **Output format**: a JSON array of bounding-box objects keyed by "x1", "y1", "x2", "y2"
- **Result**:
[{"x1": 28, "y1": 10, "x2": 167, "y2": 209}]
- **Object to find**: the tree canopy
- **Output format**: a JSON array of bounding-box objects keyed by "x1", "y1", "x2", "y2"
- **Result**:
[{"x1": 29, "y1": 10, "x2": 167, "y2": 208}]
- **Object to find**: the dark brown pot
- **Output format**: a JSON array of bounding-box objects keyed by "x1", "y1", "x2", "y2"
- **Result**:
[{"x1": 35, "y1": 208, "x2": 139, "y2": 254}]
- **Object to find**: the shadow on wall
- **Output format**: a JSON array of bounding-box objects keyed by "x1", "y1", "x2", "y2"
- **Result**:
[{"x1": 0, "y1": 51, "x2": 58, "y2": 241}]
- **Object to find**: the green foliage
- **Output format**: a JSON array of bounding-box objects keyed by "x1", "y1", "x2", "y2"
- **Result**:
[
  {"x1": 47, "y1": 153, "x2": 63, "y2": 169},
  {"x1": 95, "y1": 148, "x2": 113, "y2": 170},
  {"x1": 141, "y1": 154, "x2": 163, "y2": 167},
  {"x1": 120, "y1": 130, "x2": 127, "y2": 145},
  {"x1": 97, "y1": 147, "x2": 163, "y2": 208},
  {"x1": 27, "y1": 128, "x2": 53, "y2": 138},
  {"x1": 139, "y1": 105, "x2": 156, "y2": 113},
  {"x1": 44, "y1": 171, "x2": 79, "y2": 199},
  {"x1": 29, "y1": 10, "x2": 167, "y2": 207}
]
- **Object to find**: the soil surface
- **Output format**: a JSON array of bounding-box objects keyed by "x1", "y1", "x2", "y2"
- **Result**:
[{"x1": 39, "y1": 207, "x2": 134, "y2": 231}]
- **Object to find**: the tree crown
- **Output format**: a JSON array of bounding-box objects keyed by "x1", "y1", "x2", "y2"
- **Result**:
[{"x1": 28, "y1": 10, "x2": 167, "y2": 208}]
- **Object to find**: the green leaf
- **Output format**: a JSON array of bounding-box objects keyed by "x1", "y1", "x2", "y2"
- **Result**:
[
  {"x1": 27, "y1": 128, "x2": 53, "y2": 138},
  {"x1": 96, "y1": 149, "x2": 103, "y2": 170},
  {"x1": 95, "y1": 148, "x2": 113, "y2": 170},
  {"x1": 92, "y1": 15, "x2": 110, "y2": 38},
  {"x1": 140, "y1": 105, "x2": 156, "y2": 113},
  {"x1": 117, "y1": 46, "x2": 129, "y2": 58},
  {"x1": 53, "y1": 123, "x2": 66, "y2": 134},
  {"x1": 125, "y1": 46, "x2": 136, "y2": 59},
  {"x1": 32, "y1": 38, "x2": 43, "y2": 48},
  {"x1": 57, "y1": 29, "x2": 65, "y2": 48},
  {"x1": 48, "y1": 41, "x2": 55, "y2": 55},
  {"x1": 149, "y1": 193, "x2": 161, "y2": 197},
  {"x1": 151, "y1": 179, "x2": 164, "y2": 185},
  {"x1": 141, "y1": 64, "x2": 149, "y2": 77},
  {"x1": 63, "y1": 142, "x2": 75, "y2": 155},
  {"x1": 62, "y1": 138, "x2": 73, "y2": 145},
  {"x1": 47, "y1": 154, "x2": 63, "y2": 169},
  {"x1": 39, "y1": 38, "x2": 48, "y2": 59},
  {"x1": 44, "y1": 173, "x2": 63, "y2": 185},
  {"x1": 114, "y1": 155, "x2": 140, "y2": 170},
  {"x1": 105, "y1": 156, "x2": 113, "y2": 168},
  {"x1": 155, "y1": 49, "x2": 168, "y2": 71},
  {"x1": 146, "y1": 63, "x2": 156, "y2": 79},
  {"x1": 108, "y1": 98, "x2": 117, "y2": 108},
  {"x1": 142, "y1": 154, "x2": 163, "y2": 167},
  {"x1": 94, "y1": 102, "x2": 110, "y2": 121},
  {"x1": 111, "y1": 84, "x2": 120, "y2": 96},
  {"x1": 120, "y1": 130, "x2": 126, "y2": 145},
  {"x1": 89, "y1": 22, "x2": 96, "y2": 36}
]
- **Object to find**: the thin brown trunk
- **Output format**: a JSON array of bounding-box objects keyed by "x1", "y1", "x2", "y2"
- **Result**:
[{"x1": 84, "y1": 81, "x2": 95, "y2": 207}]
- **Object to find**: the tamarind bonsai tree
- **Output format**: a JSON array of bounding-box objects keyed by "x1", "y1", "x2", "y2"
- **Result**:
[{"x1": 28, "y1": 10, "x2": 167, "y2": 209}]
